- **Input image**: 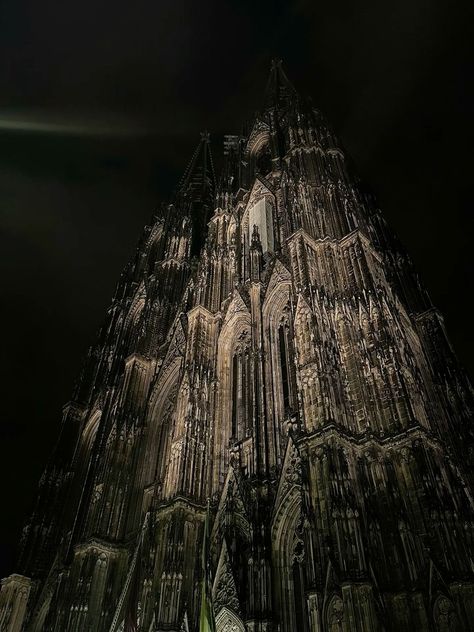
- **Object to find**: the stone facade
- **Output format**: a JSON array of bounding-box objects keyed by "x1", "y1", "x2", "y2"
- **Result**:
[{"x1": 1, "y1": 61, "x2": 474, "y2": 631}]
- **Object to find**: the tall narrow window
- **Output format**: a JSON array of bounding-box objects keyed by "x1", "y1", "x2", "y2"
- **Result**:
[
  {"x1": 279, "y1": 323, "x2": 290, "y2": 410},
  {"x1": 246, "y1": 352, "x2": 252, "y2": 435},
  {"x1": 231, "y1": 354, "x2": 239, "y2": 438},
  {"x1": 231, "y1": 332, "x2": 251, "y2": 442},
  {"x1": 293, "y1": 558, "x2": 308, "y2": 632}
]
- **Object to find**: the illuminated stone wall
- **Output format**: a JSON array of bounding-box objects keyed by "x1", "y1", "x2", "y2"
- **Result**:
[{"x1": 1, "y1": 62, "x2": 474, "y2": 631}]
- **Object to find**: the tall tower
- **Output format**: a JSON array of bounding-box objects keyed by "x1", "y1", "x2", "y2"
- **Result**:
[{"x1": 1, "y1": 61, "x2": 474, "y2": 632}]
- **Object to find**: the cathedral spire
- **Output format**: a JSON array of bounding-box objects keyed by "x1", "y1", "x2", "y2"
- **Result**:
[
  {"x1": 263, "y1": 58, "x2": 298, "y2": 110},
  {"x1": 176, "y1": 130, "x2": 215, "y2": 206},
  {"x1": 175, "y1": 131, "x2": 216, "y2": 256},
  {"x1": 2, "y1": 63, "x2": 474, "y2": 632}
]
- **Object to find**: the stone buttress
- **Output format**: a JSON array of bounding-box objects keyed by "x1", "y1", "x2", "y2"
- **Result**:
[{"x1": 1, "y1": 62, "x2": 474, "y2": 632}]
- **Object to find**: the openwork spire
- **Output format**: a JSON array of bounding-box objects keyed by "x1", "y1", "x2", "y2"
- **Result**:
[
  {"x1": 177, "y1": 130, "x2": 215, "y2": 205},
  {"x1": 264, "y1": 58, "x2": 298, "y2": 109},
  {"x1": 175, "y1": 131, "x2": 216, "y2": 255}
]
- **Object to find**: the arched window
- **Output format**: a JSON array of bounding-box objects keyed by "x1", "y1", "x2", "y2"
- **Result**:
[
  {"x1": 278, "y1": 318, "x2": 296, "y2": 413},
  {"x1": 279, "y1": 324, "x2": 290, "y2": 409},
  {"x1": 231, "y1": 354, "x2": 239, "y2": 438},
  {"x1": 216, "y1": 607, "x2": 246, "y2": 632},
  {"x1": 293, "y1": 550, "x2": 308, "y2": 631},
  {"x1": 231, "y1": 332, "x2": 252, "y2": 441}
]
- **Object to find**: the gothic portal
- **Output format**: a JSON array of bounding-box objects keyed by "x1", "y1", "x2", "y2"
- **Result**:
[{"x1": 1, "y1": 61, "x2": 474, "y2": 632}]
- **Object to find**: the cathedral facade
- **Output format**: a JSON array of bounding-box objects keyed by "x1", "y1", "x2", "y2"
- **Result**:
[{"x1": 1, "y1": 61, "x2": 474, "y2": 631}]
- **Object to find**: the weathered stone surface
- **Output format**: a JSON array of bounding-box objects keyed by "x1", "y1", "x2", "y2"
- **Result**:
[{"x1": 1, "y1": 61, "x2": 474, "y2": 632}]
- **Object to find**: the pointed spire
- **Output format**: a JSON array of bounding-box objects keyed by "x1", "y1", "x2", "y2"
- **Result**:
[
  {"x1": 174, "y1": 132, "x2": 216, "y2": 256},
  {"x1": 264, "y1": 58, "x2": 298, "y2": 109},
  {"x1": 177, "y1": 131, "x2": 215, "y2": 206}
]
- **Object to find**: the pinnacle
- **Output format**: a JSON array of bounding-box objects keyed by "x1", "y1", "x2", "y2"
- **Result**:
[
  {"x1": 200, "y1": 129, "x2": 210, "y2": 142},
  {"x1": 271, "y1": 57, "x2": 284, "y2": 71}
]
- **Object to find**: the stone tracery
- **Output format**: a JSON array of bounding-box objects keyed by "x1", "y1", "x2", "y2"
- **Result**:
[{"x1": 1, "y1": 61, "x2": 474, "y2": 632}]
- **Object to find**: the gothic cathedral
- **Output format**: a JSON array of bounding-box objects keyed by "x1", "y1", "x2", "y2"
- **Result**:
[{"x1": 2, "y1": 61, "x2": 474, "y2": 632}]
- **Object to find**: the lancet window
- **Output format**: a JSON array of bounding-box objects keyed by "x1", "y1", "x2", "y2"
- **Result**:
[
  {"x1": 230, "y1": 329, "x2": 252, "y2": 441},
  {"x1": 278, "y1": 315, "x2": 296, "y2": 413},
  {"x1": 292, "y1": 543, "x2": 308, "y2": 632}
]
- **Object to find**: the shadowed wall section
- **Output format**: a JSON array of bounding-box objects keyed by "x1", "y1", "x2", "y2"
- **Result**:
[{"x1": 1, "y1": 62, "x2": 474, "y2": 632}]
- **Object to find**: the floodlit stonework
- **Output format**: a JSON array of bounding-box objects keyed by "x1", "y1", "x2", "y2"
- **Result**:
[{"x1": 1, "y1": 61, "x2": 474, "y2": 631}]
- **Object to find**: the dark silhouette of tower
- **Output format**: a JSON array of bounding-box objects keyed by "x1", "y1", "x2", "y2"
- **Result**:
[{"x1": 1, "y1": 61, "x2": 474, "y2": 632}]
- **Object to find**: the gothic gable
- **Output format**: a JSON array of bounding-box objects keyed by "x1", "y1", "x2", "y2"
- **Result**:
[
  {"x1": 212, "y1": 465, "x2": 250, "y2": 542},
  {"x1": 158, "y1": 316, "x2": 186, "y2": 375},
  {"x1": 262, "y1": 257, "x2": 292, "y2": 305},
  {"x1": 272, "y1": 436, "x2": 303, "y2": 530},
  {"x1": 215, "y1": 607, "x2": 245, "y2": 632},
  {"x1": 212, "y1": 541, "x2": 242, "y2": 618},
  {"x1": 220, "y1": 290, "x2": 251, "y2": 332},
  {"x1": 294, "y1": 293, "x2": 313, "y2": 323},
  {"x1": 244, "y1": 176, "x2": 275, "y2": 215}
]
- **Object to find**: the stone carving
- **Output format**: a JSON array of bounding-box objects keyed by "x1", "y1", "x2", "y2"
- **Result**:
[{"x1": 2, "y1": 61, "x2": 474, "y2": 632}]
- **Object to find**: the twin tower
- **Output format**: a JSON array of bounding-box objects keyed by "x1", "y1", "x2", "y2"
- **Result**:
[{"x1": 1, "y1": 62, "x2": 474, "y2": 631}]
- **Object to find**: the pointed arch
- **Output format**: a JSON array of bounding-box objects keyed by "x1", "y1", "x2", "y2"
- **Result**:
[
  {"x1": 125, "y1": 285, "x2": 146, "y2": 330},
  {"x1": 70, "y1": 410, "x2": 103, "y2": 514},
  {"x1": 213, "y1": 540, "x2": 244, "y2": 621},
  {"x1": 212, "y1": 466, "x2": 251, "y2": 544},
  {"x1": 214, "y1": 296, "x2": 252, "y2": 491},
  {"x1": 262, "y1": 268, "x2": 295, "y2": 467},
  {"x1": 119, "y1": 286, "x2": 147, "y2": 353},
  {"x1": 272, "y1": 481, "x2": 305, "y2": 632},
  {"x1": 77, "y1": 409, "x2": 102, "y2": 459},
  {"x1": 143, "y1": 355, "x2": 182, "y2": 489},
  {"x1": 215, "y1": 606, "x2": 245, "y2": 632},
  {"x1": 247, "y1": 123, "x2": 270, "y2": 156}
]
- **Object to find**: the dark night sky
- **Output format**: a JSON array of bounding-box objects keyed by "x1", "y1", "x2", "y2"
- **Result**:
[{"x1": 0, "y1": 0, "x2": 473, "y2": 578}]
